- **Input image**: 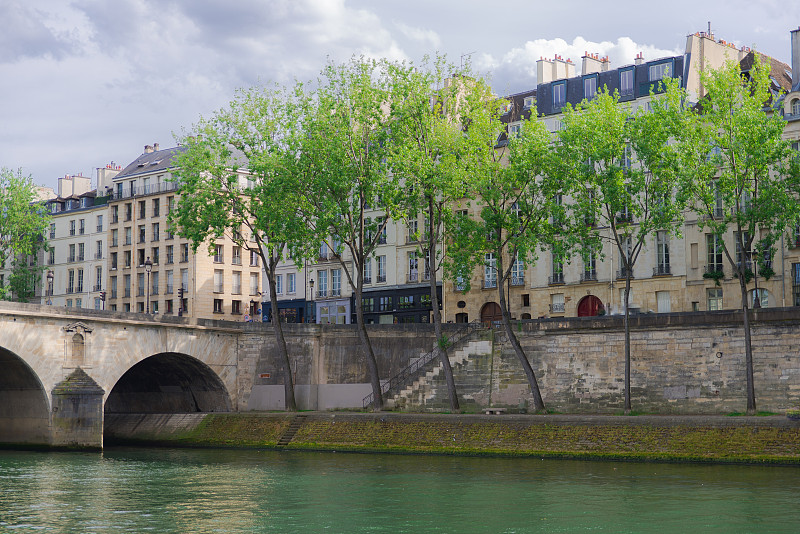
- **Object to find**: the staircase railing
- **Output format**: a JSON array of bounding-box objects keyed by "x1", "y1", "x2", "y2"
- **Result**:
[{"x1": 362, "y1": 321, "x2": 482, "y2": 409}]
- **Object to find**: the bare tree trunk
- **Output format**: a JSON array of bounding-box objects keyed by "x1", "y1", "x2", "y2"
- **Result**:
[
  {"x1": 623, "y1": 273, "x2": 632, "y2": 415},
  {"x1": 353, "y1": 278, "x2": 383, "y2": 411},
  {"x1": 267, "y1": 272, "x2": 297, "y2": 411},
  {"x1": 497, "y1": 275, "x2": 545, "y2": 412},
  {"x1": 427, "y1": 199, "x2": 459, "y2": 412},
  {"x1": 739, "y1": 276, "x2": 757, "y2": 415}
]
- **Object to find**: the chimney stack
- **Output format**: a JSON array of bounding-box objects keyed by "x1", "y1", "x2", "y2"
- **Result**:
[
  {"x1": 792, "y1": 26, "x2": 800, "y2": 90},
  {"x1": 153, "y1": 142, "x2": 160, "y2": 152},
  {"x1": 634, "y1": 52, "x2": 644, "y2": 66},
  {"x1": 144, "y1": 145, "x2": 154, "y2": 154}
]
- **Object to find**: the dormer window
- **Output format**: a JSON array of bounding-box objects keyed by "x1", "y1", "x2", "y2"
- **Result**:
[
  {"x1": 553, "y1": 82, "x2": 566, "y2": 109},
  {"x1": 81, "y1": 197, "x2": 90, "y2": 208},
  {"x1": 523, "y1": 96, "x2": 534, "y2": 109},
  {"x1": 792, "y1": 98, "x2": 800, "y2": 116},
  {"x1": 620, "y1": 68, "x2": 634, "y2": 96},
  {"x1": 50, "y1": 203, "x2": 60, "y2": 214},
  {"x1": 508, "y1": 122, "x2": 522, "y2": 139},
  {"x1": 583, "y1": 75, "x2": 597, "y2": 100},
  {"x1": 649, "y1": 61, "x2": 671, "y2": 82}
]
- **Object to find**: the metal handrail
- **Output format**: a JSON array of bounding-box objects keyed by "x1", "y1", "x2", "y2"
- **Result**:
[{"x1": 362, "y1": 321, "x2": 482, "y2": 409}]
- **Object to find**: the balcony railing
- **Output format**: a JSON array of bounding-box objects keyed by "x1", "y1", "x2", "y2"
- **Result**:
[
  {"x1": 95, "y1": 253, "x2": 103, "y2": 260},
  {"x1": 377, "y1": 274, "x2": 386, "y2": 283},
  {"x1": 548, "y1": 273, "x2": 565, "y2": 285},
  {"x1": 483, "y1": 278, "x2": 497, "y2": 289},
  {"x1": 363, "y1": 276, "x2": 372, "y2": 284},
  {"x1": 124, "y1": 289, "x2": 131, "y2": 298},
  {"x1": 653, "y1": 264, "x2": 671, "y2": 276},
  {"x1": 549, "y1": 302, "x2": 565, "y2": 313},
  {"x1": 581, "y1": 270, "x2": 598, "y2": 282},
  {"x1": 93, "y1": 284, "x2": 102, "y2": 291},
  {"x1": 137, "y1": 288, "x2": 145, "y2": 297},
  {"x1": 616, "y1": 268, "x2": 634, "y2": 279},
  {"x1": 331, "y1": 288, "x2": 341, "y2": 297},
  {"x1": 317, "y1": 289, "x2": 328, "y2": 298},
  {"x1": 111, "y1": 181, "x2": 178, "y2": 200},
  {"x1": 511, "y1": 276, "x2": 525, "y2": 286}
]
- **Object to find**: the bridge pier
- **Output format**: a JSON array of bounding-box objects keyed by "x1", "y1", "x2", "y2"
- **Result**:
[{"x1": 50, "y1": 368, "x2": 105, "y2": 449}]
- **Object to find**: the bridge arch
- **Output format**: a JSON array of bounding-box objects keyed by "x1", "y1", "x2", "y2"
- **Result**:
[
  {"x1": 0, "y1": 345, "x2": 50, "y2": 445},
  {"x1": 105, "y1": 352, "x2": 232, "y2": 414}
]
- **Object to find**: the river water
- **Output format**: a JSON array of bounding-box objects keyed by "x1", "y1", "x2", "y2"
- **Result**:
[{"x1": 1, "y1": 448, "x2": 798, "y2": 533}]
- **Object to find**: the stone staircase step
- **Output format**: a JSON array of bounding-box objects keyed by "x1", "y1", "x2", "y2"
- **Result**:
[{"x1": 276, "y1": 414, "x2": 307, "y2": 447}]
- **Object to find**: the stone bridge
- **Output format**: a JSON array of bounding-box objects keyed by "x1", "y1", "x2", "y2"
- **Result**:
[{"x1": 0, "y1": 302, "x2": 244, "y2": 449}]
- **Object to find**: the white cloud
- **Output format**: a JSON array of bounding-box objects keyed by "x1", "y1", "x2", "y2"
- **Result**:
[{"x1": 395, "y1": 22, "x2": 441, "y2": 50}]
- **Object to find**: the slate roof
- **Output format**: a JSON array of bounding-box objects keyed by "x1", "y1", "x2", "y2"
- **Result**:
[{"x1": 114, "y1": 145, "x2": 188, "y2": 181}]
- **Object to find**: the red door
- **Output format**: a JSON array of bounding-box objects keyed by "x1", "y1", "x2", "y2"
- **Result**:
[{"x1": 577, "y1": 295, "x2": 604, "y2": 317}]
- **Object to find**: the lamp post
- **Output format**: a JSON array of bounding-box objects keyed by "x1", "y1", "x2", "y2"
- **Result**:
[
  {"x1": 144, "y1": 256, "x2": 152, "y2": 314},
  {"x1": 308, "y1": 278, "x2": 315, "y2": 324},
  {"x1": 46, "y1": 270, "x2": 54, "y2": 306}
]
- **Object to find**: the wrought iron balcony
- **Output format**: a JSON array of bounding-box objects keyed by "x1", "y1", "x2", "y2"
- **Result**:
[
  {"x1": 653, "y1": 264, "x2": 671, "y2": 276},
  {"x1": 548, "y1": 273, "x2": 565, "y2": 285},
  {"x1": 581, "y1": 270, "x2": 598, "y2": 282}
]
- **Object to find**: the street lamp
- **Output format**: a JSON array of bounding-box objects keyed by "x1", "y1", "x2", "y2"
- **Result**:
[
  {"x1": 308, "y1": 278, "x2": 315, "y2": 324},
  {"x1": 144, "y1": 256, "x2": 152, "y2": 314},
  {"x1": 46, "y1": 270, "x2": 54, "y2": 306}
]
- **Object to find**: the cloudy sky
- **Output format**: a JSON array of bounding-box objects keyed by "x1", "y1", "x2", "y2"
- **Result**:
[{"x1": 3, "y1": 0, "x2": 799, "y2": 191}]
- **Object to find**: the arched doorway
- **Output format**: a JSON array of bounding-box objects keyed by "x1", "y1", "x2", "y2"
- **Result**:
[
  {"x1": 577, "y1": 295, "x2": 604, "y2": 317},
  {"x1": 105, "y1": 352, "x2": 232, "y2": 414},
  {"x1": 0, "y1": 346, "x2": 50, "y2": 446},
  {"x1": 480, "y1": 302, "x2": 502, "y2": 325}
]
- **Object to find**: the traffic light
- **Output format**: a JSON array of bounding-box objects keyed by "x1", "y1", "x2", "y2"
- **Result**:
[
  {"x1": 100, "y1": 291, "x2": 106, "y2": 301},
  {"x1": 178, "y1": 288, "x2": 183, "y2": 299}
]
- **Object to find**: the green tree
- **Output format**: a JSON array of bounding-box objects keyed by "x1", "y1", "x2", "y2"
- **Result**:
[
  {"x1": 171, "y1": 84, "x2": 310, "y2": 411},
  {"x1": 298, "y1": 57, "x2": 407, "y2": 411},
  {"x1": 387, "y1": 56, "x2": 486, "y2": 412},
  {"x1": 557, "y1": 82, "x2": 688, "y2": 413},
  {"x1": 678, "y1": 54, "x2": 800, "y2": 414},
  {"x1": 0, "y1": 167, "x2": 50, "y2": 301},
  {"x1": 447, "y1": 94, "x2": 562, "y2": 413}
]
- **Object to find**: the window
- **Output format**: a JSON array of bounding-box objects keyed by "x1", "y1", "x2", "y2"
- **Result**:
[
  {"x1": 331, "y1": 269, "x2": 341, "y2": 296},
  {"x1": 362, "y1": 297, "x2": 375, "y2": 312},
  {"x1": 706, "y1": 234, "x2": 724, "y2": 273},
  {"x1": 166, "y1": 299, "x2": 173, "y2": 314},
  {"x1": 620, "y1": 68, "x2": 634, "y2": 96},
  {"x1": 583, "y1": 75, "x2": 597, "y2": 99},
  {"x1": 124, "y1": 274, "x2": 131, "y2": 297},
  {"x1": 620, "y1": 288, "x2": 633, "y2": 310},
  {"x1": 168, "y1": 196, "x2": 174, "y2": 213},
  {"x1": 152, "y1": 247, "x2": 159, "y2": 265},
  {"x1": 317, "y1": 270, "x2": 328, "y2": 297},
  {"x1": 511, "y1": 256, "x2": 525, "y2": 286},
  {"x1": 152, "y1": 223, "x2": 160, "y2": 241},
  {"x1": 68, "y1": 269, "x2": 75, "y2": 293},
  {"x1": 95, "y1": 297, "x2": 102, "y2": 310},
  {"x1": 363, "y1": 258, "x2": 372, "y2": 284},
  {"x1": 792, "y1": 99, "x2": 800, "y2": 116},
  {"x1": 508, "y1": 122, "x2": 522, "y2": 138},
  {"x1": 735, "y1": 231, "x2": 752, "y2": 270},
  {"x1": 214, "y1": 244, "x2": 224, "y2": 263},
  {"x1": 124, "y1": 250, "x2": 131, "y2": 268},
  {"x1": 66, "y1": 299, "x2": 72, "y2": 308},
  {"x1": 96, "y1": 240, "x2": 102, "y2": 260},
  {"x1": 750, "y1": 288, "x2": 769, "y2": 308},
  {"x1": 656, "y1": 291, "x2": 671, "y2": 313},
  {"x1": 232, "y1": 246, "x2": 242, "y2": 265},
  {"x1": 250, "y1": 250, "x2": 259, "y2": 266},
  {"x1": 214, "y1": 270, "x2": 224, "y2": 293},
  {"x1": 70, "y1": 220, "x2": 76, "y2": 236},
  {"x1": 213, "y1": 299, "x2": 223, "y2": 313},
  {"x1": 378, "y1": 296, "x2": 392, "y2": 312},
  {"x1": 167, "y1": 270, "x2": 174, "y2": 294},
  {"x1": 523, "y1": 96, "x2": 534, "y2": 109},
  {"x1": 111, "y1": 276, "x2": 117, "y2": 298},
  {"x1": 138, "y1": 200, "x2": 146, "y2": 219},
  {"x1": 151, "y1": 271, "x2": 159, "y2": 295},
  {"x1": 408, "y1": 252, "x2": 419, "y2": 283},
  {"x1": 181, "y1": 243, "x2": 189, "y2": 262},
  {"x1": 138, "y1": 225, "x2": 146, "y2": 243},
  {"x1": 234, "y1": 272, "x2": 245, "y2": 295},
  {"x1": 75, "y1": 298, "x2": 82, "y2": 309},
  {"x1": 484, "y1": 253, "x2": 497, "y2": 288},
  {"x1": 287, "y1": 273, "x2": 295, "y2": 294},
  {"x1": 137, "y1": 273, "x2": 145, "y2": 296},
  {"x1": 79, "y1": 219, "x2": 85, "y2": 235},
  {"x1": 231, "y1": 300, "x2": 241, "y2": 314},
  {"x1": 550, "y1": 253, "x2": 564, "y2": 284},
  {"x1": 553, "y1": 82, "x2": 566, "y2": 108},
  {"x1": 49, "y1": 223, "x2": 56, "y2": 239},
  {"x1": 48, "y1": 247, "x2": 55, "y2": 265},
  {"x1": 125, "y1": 203, "x2": 132, "y2": 221},
  {"x1": 250, "y1": 273, "x2": 259, "y2": 295},
  {"x1": 181, "y1": 269, "x2": 188, "y2": 291},
  {"x1": 111, "y1": 205, "x2": 119, "y2": 223},
  {"x1": 166, "y1": 245, "x2": 174, "y2": 264},
  {"x1": 377, "y1": 255, "x2": 386, "y2": 283},
  {"x1": 78, "y1": 243, "x2": 84, "y2": 262},
  {"x1": 708, "y1": 288, "x2": 723, "y2": 311},
  {"x1": 95, "y1": 266, "x2": 102, "y2": 291},
  {"x1": 69, "y1": 244, "x2": 76, "y2": 263},
  {"x1": 550, "y1": 293, "x2": 565, "y2": 313},
  {"x1": 138, "y1": 248, "x2": 145, "y2": 267},
  {"x1": 655, "y1": 231, "x2": 670, "y2": 275},
  {"x1": 152, "y1": 198, "x2": 160, "y2": 217},
  {"x1": 407, "y1": 220, "x2": 418, "y2": 243},
  {"x1": 125, "y1": 227, "x2": 132, "y2": 245},
  {"x1": 377, "y1": 218, "x2": 387, "y2": 244},
  {"x1": 649, "y1": 61, "x2": 670, "y2": 82}
]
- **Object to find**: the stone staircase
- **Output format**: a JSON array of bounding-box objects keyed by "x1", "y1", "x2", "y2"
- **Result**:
[
  {"x1": 276, "y1": 414, "x2": 307, "y2": 447},
  {"x1": 386, "y1": 336, "x2": 491, "y2": 410}
]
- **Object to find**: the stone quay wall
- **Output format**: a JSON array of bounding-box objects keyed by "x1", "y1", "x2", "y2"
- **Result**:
[{"x1": 234, "y1": 308, "x2": 800, "y2": 414}]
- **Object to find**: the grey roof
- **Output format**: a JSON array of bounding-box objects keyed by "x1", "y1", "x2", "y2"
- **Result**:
[{"x1": 113, "y1": 145, "x2": 188, "y2": 181}]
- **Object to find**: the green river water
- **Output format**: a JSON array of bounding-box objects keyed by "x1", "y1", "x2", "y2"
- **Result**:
[{"x1": 1, "y1": 448, "x2": 798, "y2": 533}]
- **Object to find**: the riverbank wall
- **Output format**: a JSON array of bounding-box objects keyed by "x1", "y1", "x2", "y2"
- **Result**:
[{"x1": 104, "y1": 412, "x2": 800, "y2": 465}]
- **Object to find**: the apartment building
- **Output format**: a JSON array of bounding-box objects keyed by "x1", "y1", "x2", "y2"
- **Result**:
[
  {"x1": 445, "y1": 28, "x2": 796, "y2": 324},
  {"x1": 106, "y1": 144, "x2": 262, "y2": 319},
  {"x1": 35, "y1": 173, "x2": 112, "y2": 309},
  {"x1": 271, "y1": 211, "x2": 441, "y2": 324}
]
